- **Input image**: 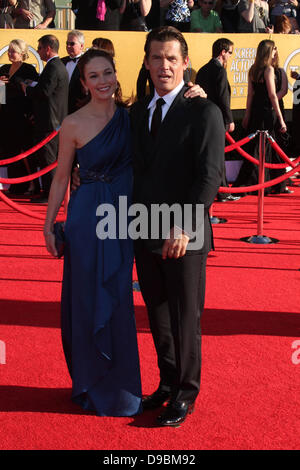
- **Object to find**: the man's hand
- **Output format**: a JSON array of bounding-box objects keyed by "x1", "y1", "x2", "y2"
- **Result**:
[
  {"x1": 228, "y1": 122, "x2": 235, "y2": 132},
  {"x1": 71, "y1": 166, "x2": 81, "y2": 192},
  {"x1": 185, "y1": 82, "x2": 207, "y2": 99},
  {"x1": 162, "y1": 227, "x2": 190, "y2": 260}
]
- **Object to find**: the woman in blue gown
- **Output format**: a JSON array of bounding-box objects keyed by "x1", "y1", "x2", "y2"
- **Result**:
[{"x1": 44, "y1": 49, "x2": 142, "y2": 417}]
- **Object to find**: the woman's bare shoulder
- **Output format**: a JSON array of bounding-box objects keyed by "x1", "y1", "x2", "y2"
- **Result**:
[
  {"x1": 61, "y1": 107, "x2": 89, "y2": 134},
  {"x1": 264, "y1": 65, "x2": 274, "y2": 75}
]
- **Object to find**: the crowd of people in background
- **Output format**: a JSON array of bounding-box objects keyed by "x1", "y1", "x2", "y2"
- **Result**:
[
  {"x1": 0, "y1": 2, "x2": 299, "y2": 199},
  {"x1": 0, "y1": 0, "x2": 300, "y2": 33},
  {"x1": 0, "y1": 28, "x2": 299, "y2": 202}
]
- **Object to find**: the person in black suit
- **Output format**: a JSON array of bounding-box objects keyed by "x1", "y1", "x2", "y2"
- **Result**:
[
  {"x1": 72, "y1": 0, "x2": 123, "y2": 30},
  {"x1": 131, "y1": 26, "x2": 224, "y2": 427},
  {"x1": 196, "y1": 38, "x2": 240, "y2": 202},
  {"x1": 61, "y1": 30, "x2": 85, "y2": 115},
  {"x1": 24, "y1": 35, "x2": 68, "y2": 203}
]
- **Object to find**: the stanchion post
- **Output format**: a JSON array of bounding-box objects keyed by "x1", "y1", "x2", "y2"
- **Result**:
[
  {"x1": 241, "y1": 130, "x2": 279, "y2": 245},
  {"x1": 257, "y1": 131, "x2": 265, "y2": 236}
]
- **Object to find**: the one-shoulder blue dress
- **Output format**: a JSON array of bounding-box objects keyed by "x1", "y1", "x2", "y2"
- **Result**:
[{"x1": 61, "y1": 107, "x2": 142, "y2": 416}]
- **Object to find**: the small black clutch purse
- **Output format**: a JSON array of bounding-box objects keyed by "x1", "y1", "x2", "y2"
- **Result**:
[{"x1": 53, "y1": 222, "x2": 65, "y2": 258}]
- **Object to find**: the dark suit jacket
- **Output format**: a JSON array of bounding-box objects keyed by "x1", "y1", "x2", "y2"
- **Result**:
[
  {"x1": 195, "y1": 58, "x2": 233, "y2": 129},
  {"x1": 27, "y1": 57, "x2": 69, "y2": 136},
  {"x1": 61, "y1": 56, "x2": 85, "y2": 115},
  {"x1": 131, "y1": 84, "x2": 225, "y2": 254}
]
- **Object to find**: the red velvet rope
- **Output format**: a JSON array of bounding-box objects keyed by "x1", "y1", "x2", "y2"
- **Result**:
[
  {"x1": 0, "y1": 189, "x2": 66, "y2": 221},
  {"x1": 225, "y1": 132, "x2": 300, "y2": 169},
  {"x1": 224, "y1": 134, "x2": 254, "y2": 153},
  {"x1": 0, "y1": 161, "x2": 57, "y2": 184},
  {"x1": 1, "y1": 129, "x2": 299, "y2": 219},
  {"x1": 0, "y1": 128, "x2": 60, "y2": 166},
  {"x1": 267, "y1": 135, "x2": 297, "y2": 168}
]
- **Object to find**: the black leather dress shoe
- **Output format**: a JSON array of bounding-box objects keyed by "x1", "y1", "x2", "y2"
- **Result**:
[
  {"x1": 156, "y1": 401, "x2": 195, "y2": 427},
  {"x1": 142, "y1": 389, "x2": 171, "y2": 410}
]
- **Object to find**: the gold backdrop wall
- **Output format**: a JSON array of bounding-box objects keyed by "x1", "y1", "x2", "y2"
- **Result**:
[{"x1": 0, "y1": 30, "x2": 299, "y2": 109}]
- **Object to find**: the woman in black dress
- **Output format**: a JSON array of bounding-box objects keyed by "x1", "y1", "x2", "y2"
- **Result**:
[
  {"x1": 0, "y1": 39, "x2": 39, "y2": 193},
  {"x1": 272, "y1": 48, "x2": 291, "y2": 193},
  {"x1": 234, "y1": 39, "x2": 287, "y2": 194}
]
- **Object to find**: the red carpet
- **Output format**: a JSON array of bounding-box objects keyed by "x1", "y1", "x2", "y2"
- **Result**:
[{"x1": 0, "y1": 185, "x2": 300, "y2": 450}]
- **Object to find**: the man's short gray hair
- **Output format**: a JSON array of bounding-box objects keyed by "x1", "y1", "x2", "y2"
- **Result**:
[{"x1": 68, "y1": 30, "x2": 85, "y2": 45}]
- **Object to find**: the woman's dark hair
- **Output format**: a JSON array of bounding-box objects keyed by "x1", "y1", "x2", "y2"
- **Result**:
[
  {"x1": 92, "y1": 37, "x2": 115, "y2": 57},
  {"x1": 144, "y1": 26, "x2": 188, "y2": 60},
  {"x1": 249, "y1": 39, "x2": 275, "y2": 83},
  {"x1": 77, "y1": 48, "x2": 130, "y2": 108}
]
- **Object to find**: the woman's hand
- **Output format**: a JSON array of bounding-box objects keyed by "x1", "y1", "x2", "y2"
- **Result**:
[
  {"x1": 19, "y1": 8, "x2": 34, "y2": 20},
  {"x1": 291, "y1": 70, "x2": 299, "y2": 80},
  {"x1": 266, "y1": 25, "x2": 274, "y2": 34},
  {"x1": 185, "y1": 82, "x2": 207, "y2": 99},
  {"x1": 0, "y1": 76, "x2": 9, "y2": 83},
  {"x1": 279, "y1": 122, "x2": 287, "y2": 133},
  {"x1": 44, "y1": 231, "x2": 58, "y2": 257}
]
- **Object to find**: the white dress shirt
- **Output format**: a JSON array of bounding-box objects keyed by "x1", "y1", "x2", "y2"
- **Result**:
[
  {"x1": 65, "y1": 55, "x2": 82, "y2": 81},
  {"x1": 148, "y1": 80, "x2": 185, "y2": 130}
]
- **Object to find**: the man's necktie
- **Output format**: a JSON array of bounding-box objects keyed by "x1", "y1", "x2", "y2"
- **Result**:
[
  {"x1": 150, "y1": 98, "x2": 165, "y2": 139},
  {"x1": 68, "y1": 57, "x2": 78, "y2": 63}
]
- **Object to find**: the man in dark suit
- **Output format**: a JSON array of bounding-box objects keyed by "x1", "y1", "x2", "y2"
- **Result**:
[
  {"x1": 25, "y1": 35, "x2": 68, "y2": 203},
  {"x1": 196, "y1": 38, "x2": 240, "y2": 202},
  {"x1": 131, "y1": 26, "x2": 224, "y2": 427},
  {"x1": 61, "y1": 30, "x2": 85, "y2": 115}
]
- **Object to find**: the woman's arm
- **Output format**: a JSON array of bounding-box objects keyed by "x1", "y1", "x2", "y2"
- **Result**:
[
  {"x1": 241, "y1": 0, "x2": 255, "y2": 23},
  {"x1": 242, "y1": 73, "x2": 254, "y2": 129},
  {"x1": 140, "y1": 0, "x2": 152, "y2": 16},
  {"x1": 264, "y1": 66, "x2": 286, "y2": 130},
  {"x1": 35, "y1": 0, "x2": 56, "y2": 28},
  {"x1": 277, "y1": 68, "x2": 288, "y2": 101},
  {"x1": 119, "y1": 0, "x2": 126, "y2": 14},
  {"x1": 44, "y1": 117, "x2": 77, "y2": 256}
]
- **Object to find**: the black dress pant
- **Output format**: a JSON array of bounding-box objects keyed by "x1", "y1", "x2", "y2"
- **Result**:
[
  {"x1": 134, "y1": 240, "x2": 208, "y2": 404},
  {"x1": 34, "y1": 132, "x2": 58, "y2": 195}
]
